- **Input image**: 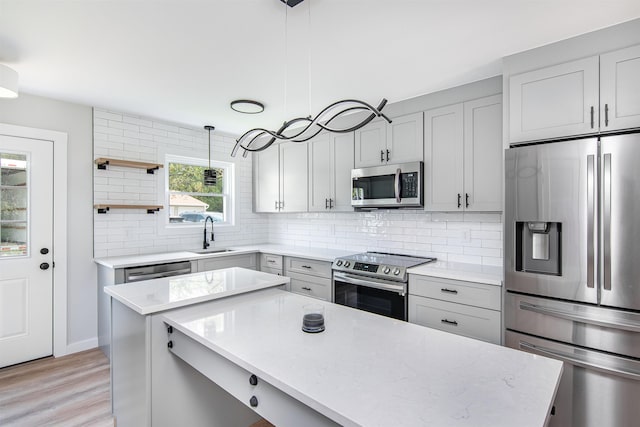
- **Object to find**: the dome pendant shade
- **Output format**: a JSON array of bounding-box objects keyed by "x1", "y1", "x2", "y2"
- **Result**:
[{"x1": 0, "y1": 64, "x2": 19, "y2": 98}]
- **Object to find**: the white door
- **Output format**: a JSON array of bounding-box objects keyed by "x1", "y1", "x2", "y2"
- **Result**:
[
  {"x1": 330, "y1": 132, "x2": 355, "y2": 212},
  {"x1": 308, "y1": 132, "x2": 332, "y2": 212},
  {"x1": 0, "y1": 135, "x2": 53, "y2": 368},
  {"x1": 253, "y1": 147, "x2": 280, "y2": 213},
  {"x1": 279, "y1": 142, "x2": 308, "y2": 212}
]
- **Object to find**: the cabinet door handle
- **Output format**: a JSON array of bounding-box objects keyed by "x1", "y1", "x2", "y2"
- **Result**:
[
  {"x1": 329, "y1": 198, "x2": 334, "y2": 209},
  {"x1": 441, "y1": 288, "x2": 458, "y2": 294},
  {"x1": 457, "y1": 193, "x2": 461, "y2": 208},
  {"x1": 279, "y1": 201, "x2": 284, "y2": 210},
  {"x1": 380, "y1": 150, "x2": 384, "y2": 162},
  {"x1": 590, "y1": 106, "x2": 594, "y2": 128},
  {"x1": 441, "y1": 319, "x2": 458, "y2": 326},
  {"x1": 465, "y1": 193, "x2": 469, "y2": 208},
  {"x1": 325, "y1": 198, "x2": 329, "y2": 209},
  {"x1": 386, "y1": 149, "x2": 390, "y2": 162},
  {"x1": 605, "y1": 103, "x2": 609, "y2": 127},
  {"x1": 275, "y1": 200, "x2": 279, "y2": 211}
]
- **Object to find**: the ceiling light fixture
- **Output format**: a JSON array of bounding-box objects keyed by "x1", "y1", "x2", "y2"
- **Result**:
[
  {"x1": 230, "y1": 99, "x2": 265, "y2": 114},
  {"x1": 230, "y1": 0, "x2": 391, "y2": 157},
  {"x1": 204, "y1": 125, "x2": 217, "y2": 186},
  {"x1": 0, "y1": 64, "x2": 19, "y2": 98}
]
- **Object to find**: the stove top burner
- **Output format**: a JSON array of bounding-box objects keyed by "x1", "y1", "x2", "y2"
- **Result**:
[{"x1": 332, "y1": 252, "x2": 436, "y2": 282}]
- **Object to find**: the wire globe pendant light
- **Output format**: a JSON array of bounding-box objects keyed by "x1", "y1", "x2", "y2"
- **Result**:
[{"x1": 204, "y1": 125, "x2": 217, "y2": 186}]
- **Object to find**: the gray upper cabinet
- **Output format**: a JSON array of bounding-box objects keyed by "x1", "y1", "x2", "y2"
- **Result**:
[
  {"x1": 509, "y1": 43, "x2": 640, "y2": 143},
  {"x1": 424, "y1": 95, "x2": 502, "y2": 212},
  {"x1": 254, "y1": 145, "x2": 280, "y2": 213},
  {"x1": 600, "y1": 44, "x2": 640, "y2": 132},
  {"x1": 253, "y1": 142, "x2": 308, "y2": 213},
  {"x1": 308, "y1": 131, "x2": 354, "y2": 212},
  {"x1": 509, "y1": 56, "x2": 599, "y2": 143},
  {"x1": 354, "y1": 112, "x2": 423, "y2": 168}
]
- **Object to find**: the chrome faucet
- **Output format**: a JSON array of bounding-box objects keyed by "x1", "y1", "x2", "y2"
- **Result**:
[{"x1": 203, "y1": 216, "x2": 215, "y2": 249}]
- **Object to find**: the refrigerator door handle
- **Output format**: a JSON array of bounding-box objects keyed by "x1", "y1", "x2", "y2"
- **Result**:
[
  {"x1": 587, "y1": 154, "x2": 595, "y2": 288},
  {"x1": 518, "y1": 340, "x2": 640, "y2": 381},
  {"x1": 519, "y1": 301, "x2": 640, "y2": 333},
  {"x1": 603, "y1": 153, "x2": 612, "y2": 291}
]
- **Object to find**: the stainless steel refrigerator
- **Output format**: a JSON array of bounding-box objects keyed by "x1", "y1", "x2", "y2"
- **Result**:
[{"x1": 504, "y1": 133, "x2": 640, "y2": 427}]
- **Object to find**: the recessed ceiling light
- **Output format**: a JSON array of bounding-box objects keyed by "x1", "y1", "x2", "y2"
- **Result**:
[{"x1": 230, "y1": 99, "x2": 265, "y2": 114}]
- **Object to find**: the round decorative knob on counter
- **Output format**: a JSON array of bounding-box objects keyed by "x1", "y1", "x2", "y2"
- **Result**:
[
  {"x1": 249, "y1": 396, "x2": 259, "y2": 407},
  {"x1": 393, "y1": 268, "x2": 401, "y2": 275},
  {"x1": 249, "y1": 374, "x2": 258, "y2": 386},
  {"x1": 336, "y1": 260, "x2": 343, "y2": 266},
  {"x1": 383, "y1": 267, "x2": 391, "y2": 274},
  {"x1": 344, "y1": 261, "x2": 351, "y2": 267}
]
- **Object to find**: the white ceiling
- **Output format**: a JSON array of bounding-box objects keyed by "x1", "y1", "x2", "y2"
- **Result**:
[{"x1": 2, "y1": 0, "x2": 640, "y2": 136}]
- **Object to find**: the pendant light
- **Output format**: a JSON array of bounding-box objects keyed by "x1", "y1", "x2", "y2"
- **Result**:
[
  {"x1": 203, "y1": 125, "x2": 217, "y2": 186},
  {"x1": 230, "y1": 0, "x2": 391, "y2": 157}
]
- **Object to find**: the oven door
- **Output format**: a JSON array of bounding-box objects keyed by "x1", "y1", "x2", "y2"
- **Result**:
[{"x1": 333, "y1": 271, "x2": 407, "y2": 321}]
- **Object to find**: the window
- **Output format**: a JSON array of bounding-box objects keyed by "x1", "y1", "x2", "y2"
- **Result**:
[{"x1": 166, "y1": 155, "x2": 234, "y2": 226}]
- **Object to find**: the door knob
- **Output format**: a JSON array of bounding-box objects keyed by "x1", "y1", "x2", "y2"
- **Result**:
[
  {"x1": 40, "y1": 248, "x2": 49, "y2": 255},
  {"x1": 40, "y1": 262, "x2": 50, "y2": 270}
]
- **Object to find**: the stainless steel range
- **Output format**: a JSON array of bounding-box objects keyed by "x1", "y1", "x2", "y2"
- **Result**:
[{"x1": 332, "y1": 252, "x2": 436, "y2": 321}]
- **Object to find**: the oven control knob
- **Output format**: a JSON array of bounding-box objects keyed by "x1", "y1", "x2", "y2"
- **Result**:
[
  {"x1": 344, "y1": 261, "x2": 351, "y2": 268},
  {"x1": 336, "y1": 260, "x2": 343, "y2": 266},
  {"x1": 393, "y1": 268, "x2": 401, "y2": 276},
  {"x1": 383, "y1": 267, "x2": 391, "y2": 274}
]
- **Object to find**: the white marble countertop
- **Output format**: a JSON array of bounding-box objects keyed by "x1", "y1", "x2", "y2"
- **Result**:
[
  {"x1": 104, "y1": 267, "x2": 290, "y2": 315},
  {"x1": 408, "y1": 260, "x2": 503, "y2": 286},
  {"x1": 162, "y1": 288, "x2": 562, "y2": 427},
  {"x1": 94, "y1": 244, "x2": 358, "y2": 269}
]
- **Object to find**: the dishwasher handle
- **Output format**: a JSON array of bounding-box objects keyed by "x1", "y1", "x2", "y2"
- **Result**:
[{"x1": 125, "y1": 267, "x2": 192, "y2": 282}]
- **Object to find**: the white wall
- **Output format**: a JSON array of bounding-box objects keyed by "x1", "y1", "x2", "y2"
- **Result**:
[
  {"x1": 92, "y1": 109, "x2": 268, "y2": 257},
  {"x1": 0, "y1": 92, "x2": 95, "y2": 351}
]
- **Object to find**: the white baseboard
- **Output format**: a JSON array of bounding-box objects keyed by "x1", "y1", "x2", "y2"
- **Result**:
[{"x1": 63, "y1": 337, "x2": 99, "y2": 356}]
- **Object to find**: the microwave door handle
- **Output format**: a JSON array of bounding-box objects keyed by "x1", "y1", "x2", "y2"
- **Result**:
[{"x1": 395, "y1": 168, "x2": 401, "y2": 203}]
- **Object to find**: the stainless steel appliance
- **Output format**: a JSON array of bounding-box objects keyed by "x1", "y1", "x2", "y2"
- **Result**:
[
  {"x1": 504, "y1": 133, "x2": 640, "y2": 427},
  {"x1": 351, "y1": 161, "x2": 423, "y2": 209},
  {"x1": 332, "y1": 252, "x2": 436, "y2": 320}
]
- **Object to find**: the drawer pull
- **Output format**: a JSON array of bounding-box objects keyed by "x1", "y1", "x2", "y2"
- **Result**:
[
  {"x1": 267, "y1": 259, "x2": 276, "y2": 264},
  {"x1": 301, "y1": 265, "x2": 312, "y2": 269},
  {"x1": 249, "y1": 374, "x2": 258, "y2": 386},
  {"x1": 441, "y1": 319, "x2": 458, "y2": 326},
  {"x1": 440, "y1": 288, "x2": 458, "y2": 294},
  {"x1": 301, "y1": 286, "x2": 312, "y2": 291}
]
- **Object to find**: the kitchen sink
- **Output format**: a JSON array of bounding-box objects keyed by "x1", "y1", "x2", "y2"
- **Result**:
[{"x1": 190, "y1": 248, "x2": 235, "y2": 255}]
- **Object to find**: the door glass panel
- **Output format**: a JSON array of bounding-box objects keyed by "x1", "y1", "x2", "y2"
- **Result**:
[{"x1": 1, "y1": 153, "x2": 28, "y2": 257}]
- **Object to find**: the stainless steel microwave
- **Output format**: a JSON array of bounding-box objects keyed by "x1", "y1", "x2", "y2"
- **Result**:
[{"x1": 351, "y1": 161, "x2": 423, "y2": 209}]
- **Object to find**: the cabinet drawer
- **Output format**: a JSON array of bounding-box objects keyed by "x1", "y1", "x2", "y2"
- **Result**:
[
  {"x1": 288, "y1": 272, "x2": 331, "y2": 301},
  {"x1": 260, "y1": 253, "x2": 283, "y2": 270},
  {"x1": 409, "y1": 295, "x2": 501, "y2": 344},
  {"x1": 197, "y1": 253, "x2": 257, "y2": 272},
  {"x1": 285, "y1": 257, "x2": 331, "y2": 278},
  {"x1": 409, "y1": 275, "x2": 501, "y2": 310}
]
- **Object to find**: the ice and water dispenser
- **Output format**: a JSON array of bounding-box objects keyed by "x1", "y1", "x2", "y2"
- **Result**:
[{"x1": 515, "y1": 221, "x2": 562, "y2": 275}]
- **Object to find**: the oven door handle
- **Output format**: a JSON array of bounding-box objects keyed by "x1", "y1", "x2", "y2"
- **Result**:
[{"x1": 333, "y1": 272, "x2": 406, "y2": 295}]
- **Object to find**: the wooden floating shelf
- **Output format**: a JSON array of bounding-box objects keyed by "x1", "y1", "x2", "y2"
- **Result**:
[
  {"x1": 94, "y1": 158, "x2": 163, "y2": 174},
  {"x1": 94, "y1": 204, "x2": 163, "y2": 214}
]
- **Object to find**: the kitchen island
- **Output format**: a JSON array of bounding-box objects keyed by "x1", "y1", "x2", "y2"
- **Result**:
[
  {"x1": 161, "y1": 289, "x2": 563, "y2": 427},
  {"x1": 104, "y1": 267, "x2": 291, "y2": 427}
]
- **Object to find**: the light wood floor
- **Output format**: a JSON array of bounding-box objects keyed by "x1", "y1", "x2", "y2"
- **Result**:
[{"x1": 0, "y1": 348, "x2": 113, "y2": 427}]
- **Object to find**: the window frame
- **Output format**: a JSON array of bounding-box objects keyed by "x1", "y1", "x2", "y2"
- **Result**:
[{"x1": 163, "y1": 154, "x2": 235, "y2": 228}]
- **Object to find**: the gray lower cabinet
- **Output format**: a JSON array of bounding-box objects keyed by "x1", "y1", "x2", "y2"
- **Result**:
[
  {"x1": 408, "y1": 274, "x2": 501, "y2": 344},
  {"x1": 197, "y1": 253, "x2": 257, "y2": 272},
  {"x1": 284, "y1": 257, "x2": 332, "y2": 301},
  {"x1": 111, "y1": 300, "x2": 261, "y2": 427}
]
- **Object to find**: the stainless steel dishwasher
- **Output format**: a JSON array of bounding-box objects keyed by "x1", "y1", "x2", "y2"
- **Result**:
[{"x1": 98, "y1": 260, "x2": 196, "y2": 359}]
